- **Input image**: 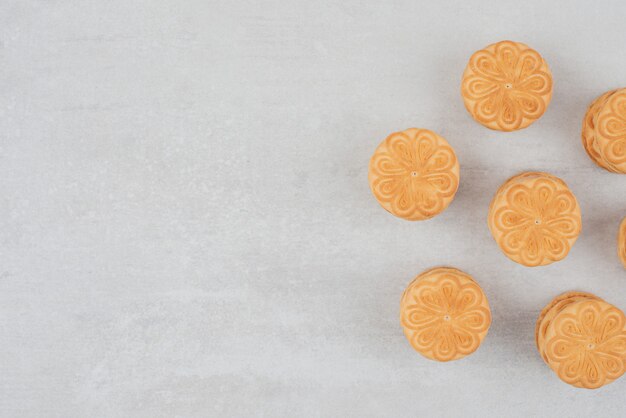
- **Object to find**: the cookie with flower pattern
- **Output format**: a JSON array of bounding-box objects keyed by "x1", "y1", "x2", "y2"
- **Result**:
[
  {"x1": 581, "y1": 89, "x2": 626, "y2": 173},
  {"x1": 488, "y1": 172, "x2": 582, "y2": 266},
  {"x1": 368, "y1": 128, "x2": 460, "y2": 221},
  {"x1": 595, "y1": 88, "x2": 626, "y2": 173},
  {"x1": 535, "y1": 291, "x2": 600, "y2": 364},
  {"x1": 461, "y1": 40, "x2": 553, "y2": 131},
  {"x1": 581, "y1": 90, "x2": 619, "y2": 172},
  {"x1": 400, "y1": 267, "x2": 491, "y2": 361},
  {"x1": 537, "y1": 292, "x2": 626, "y2": 389}
]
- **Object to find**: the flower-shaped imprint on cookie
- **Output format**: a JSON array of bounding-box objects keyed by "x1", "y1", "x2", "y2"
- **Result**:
[
  {"x1": 596, "y1": 89, "x2": 626, "y2": 173},
  {"x1": 400, "y1": 267, "x2": 491, "y2": 361},
  {"x1": 535, "y1": 292, "x2": 600, "y2": 363},
  {"x1": 617, "y1": 218, "x2": 626, "y2": 269},
  {"x1": 489, "y1": 172, "x2": 581, "y2": 266},
  {"x1": 581, "y1": 90, "x2": 619, "y2": 172},
  {"x1": 368, "y1": 128, "x2": 460, "y2": 221},
  {"x1": 545, "y1": 299, "x2": 626, "y2": 389},
  {"x1": 461, "y1": 40, "x2": 553, "y2": 131}
]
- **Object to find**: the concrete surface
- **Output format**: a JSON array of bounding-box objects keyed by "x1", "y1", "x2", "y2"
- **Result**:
[{"x1": 1, "y1": 0, "x2": 626, "y2": 417}]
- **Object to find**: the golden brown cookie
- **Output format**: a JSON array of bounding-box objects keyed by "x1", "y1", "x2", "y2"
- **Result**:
[
  {"x1": 368, "y1": 128, "x2": 460, "y2": 221},
  {"x1": 536, "y1": 292, "x2": 626, "y2": 389},
  {"x1": 461, "y1": 40, "x2": 553, "y2": 131},
  {"x1": 400, "y1": 267, "x2": 491, "y2": 361},
  {"x1": 488, "y1": 172, "x2": 582, "y2": 266},
  {"x1": 595, "y1": 88, "x2": 626, "y2": 173},
  {"x1": 581, "y1": 90, "x2": 619, "y2": 172},
  {"x1": 582, "y1": 88, "x2": 626, "y2": 173},
  {"x1": 617, "y1": 218, "x2": 626, "y2": 269},
  {"x1": 535, "y1": 291, "x2": 600, "y2": 363}
]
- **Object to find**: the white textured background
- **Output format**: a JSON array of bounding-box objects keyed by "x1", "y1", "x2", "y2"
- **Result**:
[{"x1": 1, "y1": 1, "x2": 626, "y2": 417}]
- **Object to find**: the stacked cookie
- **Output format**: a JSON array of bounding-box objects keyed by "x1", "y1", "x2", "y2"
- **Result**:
[
  {"x1": 366, "y1": 40, "x2": 626, "y2": 390},
  {"x1": 535, "y1": 292, "x2": 626, "y2": 389},
  {"x1": 582, "y1": 89, "x2": 626, "y2": 173}
]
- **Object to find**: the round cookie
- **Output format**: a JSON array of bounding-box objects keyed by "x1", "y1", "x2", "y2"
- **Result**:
[
  {"x1": 400, "y1": 267, "x2": 491, "y2": 362},
  {"x1": 617, "y1": 218, "x2": 626, "y2": 269},
  {"x1": 461, "y1": 40, "x2": 553, "y2": 131},
  {"x1": 488, "y1": 172, "x2": 582, "y2": 267},
  {"x1": 535, "y1": 291, "x2": 600, "y2": 364},
  {"x1": 537, "y1": 292, "x2": 626, "y2": 389},
  {"x1": 368, "y1": 128, "x2": 460, "y2": 221},
  {"x1": 581, "y1": 90, "x2": 619, "y2": 172},
  {"x1": 595, "y1": 88, "x2": 626, "y2": 173}
]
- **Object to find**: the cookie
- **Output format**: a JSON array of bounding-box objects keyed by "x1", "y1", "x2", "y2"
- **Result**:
[
  {"x1": 400, "y1": 267, "x2": 491, "y2": 361},
  {"x1": 461, "y1": 40, "x2": 553, "y2": 131},
  {"x1": 581, "y1": 88, "x2": 626, "y2": 173},
  {"x1": 595, "y1": 88, "x2": 626, "y2": 173},
  {"x1": 368, "y1": 128, "x2": 460, "y2": 221},
  {"x1": 581, "y1": 90, "x2": 619, "y2": 172},
  {"x1": 617, "y1": 218, "x2": 626, "y2": 269},
  {"x1": 534, "y1": 291, "x2": 599, "y2": 363},
  {"x1": 536, "y1": 292, "x2": 626, "y2": 389},
  {"x1": 488, "y1": 172, "x2": 582, "y2": 266}
]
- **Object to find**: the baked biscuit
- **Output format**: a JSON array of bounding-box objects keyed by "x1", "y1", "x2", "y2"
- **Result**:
[
  {"x1": 535, "y1": 291, "x2": 600, "y2": 363},
  {"x1": 400, "y1": 267, "x2": 491, "y2": 361},
  {"x1": 536, "y1": 292, "x2": 626, "y2": 389},
  {"x1": 581, "y1": 90, "x2": 618, "y2": 172},
  {"x1": 368, "y1": 129, "x2": 460, "y2": 221},
  {"x1": 595, "y1": 88, "x2": 626, "y2": 173},
  {"x1": 582, "y1": 88, "x2": 626, "y2": 173},
  {"x1": 488, "y1": 172, "x2": 581, "y2": 266},
  {"x1": 461, "y1": 40, "x2": 553, "y2": 131}
]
